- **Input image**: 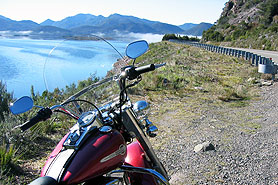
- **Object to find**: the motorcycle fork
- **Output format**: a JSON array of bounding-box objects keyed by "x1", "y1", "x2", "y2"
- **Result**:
[{"x1": 121, "y1": 108, "x2": 169, "y2": 182}]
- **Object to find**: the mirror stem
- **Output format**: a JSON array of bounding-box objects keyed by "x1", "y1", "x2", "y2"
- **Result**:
[{"x1": 132, "y1": 58, "x2": 136, "y2": 66}]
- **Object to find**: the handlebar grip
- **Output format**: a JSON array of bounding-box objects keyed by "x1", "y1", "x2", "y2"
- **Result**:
[
  {"x1": 20, "y1": 114, "x2": 43, "y2": 131},
  {"x1": 135, "y1": 64, "x2": 155, "y2": 75},
  {"x1": 123, "y1": 63, "x2": 164, "y2": 80},
  {"x1": 20, "y1": 108, "x2": 52, "y2": 131}
]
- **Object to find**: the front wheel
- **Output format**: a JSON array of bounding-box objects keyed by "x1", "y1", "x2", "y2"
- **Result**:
[
  {"x1": 29, "y1": 176, "x2": 58, "y2": 185},
  {"x1": 82, "y1": 176, "x2": 127, "y2": 185}
]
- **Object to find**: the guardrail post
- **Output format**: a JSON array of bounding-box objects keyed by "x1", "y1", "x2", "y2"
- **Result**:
[
  {"x1": 256, "y1": 55, "x2": 260, "y2": 66},
  {"x1": 245, "y1": 52, "x2": 250, "y2": 60},
  {"x1": 259, "y1": 56, "x2": 263, "y2": 64},
  {"x1": 237, "y1": 50, "x2": 240, "y2": 58},
  {"x1": 234, "y1": 50, "x2": 238, "y2": 57},
  {"x1": 242, "y1": 51, "x2": 246, "y2": 58},
  {"x1": 251, "y1": 54, "x2": 255, "y2": 65},
  {"x1": 228, "y1": 48, "x2": 232, "y2": 56}
]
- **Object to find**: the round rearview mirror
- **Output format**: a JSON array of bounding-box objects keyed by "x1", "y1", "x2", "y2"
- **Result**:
[
  {"x1": 9, "y1": 96, "x2": 33, "y2": 115},
  {"x1": 126, "y1": 40, "x2": 149, "y2": 59}
]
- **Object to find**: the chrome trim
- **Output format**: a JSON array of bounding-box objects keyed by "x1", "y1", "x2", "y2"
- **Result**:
[
  {"x1": 99, "y1": 126, "x2": 113, "y2": 133},
  {"x1": 50, "y1": 104, "x2": 64, "y2": 110},
  {"x1": 63, "y1": 122, "x2": 97, "y2": 150},
  {"x1": 105, "y1": 179, "x2": 122, "y2": 185},
  {"x1": 133, "y1": 100, "x2": 149, "y2": 113},
  {"x1": 100, "y1": 144, "x2": 126, "y2": 163},
  {"x1": 119, "y1": 165, "x2": 170, "y2": 185},
  {"x1": 146, "y1": 125, "x2": 158, "y2": 137},
  {"x1": 154, "y1": 63, "x2": 166, "y2": 69},
  {"x1": 78, "y1": 111, "x2": 96, "y2": 127}
]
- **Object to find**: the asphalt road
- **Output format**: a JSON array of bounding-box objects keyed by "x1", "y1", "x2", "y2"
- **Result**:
[{"x1": 227, "y1": 47, "x2": 278, "y2": 63}]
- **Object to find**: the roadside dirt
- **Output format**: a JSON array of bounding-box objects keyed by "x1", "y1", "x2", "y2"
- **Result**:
[{"x1": 150, "y1": 81, "x2": 278, "y2": 184}]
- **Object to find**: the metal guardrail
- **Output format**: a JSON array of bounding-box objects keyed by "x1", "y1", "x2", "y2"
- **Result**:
[{"x1": 170, "y1": 40, "x2": 278, "y2": 79}]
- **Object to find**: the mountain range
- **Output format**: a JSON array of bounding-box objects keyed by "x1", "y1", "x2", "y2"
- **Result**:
[
  {"x1": 179, "y1": 22, "x2": 213, "y2": 36},
  {"x1": 0, "y1": 13, "x2": 213, "y2": 39}
]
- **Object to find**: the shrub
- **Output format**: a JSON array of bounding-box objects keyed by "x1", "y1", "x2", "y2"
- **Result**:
[
  {"x1": 259, "y1": 0, "x2": 278, "y2": 24},
  {"x1": 162, "y1": 34, "x2": 200, "y2": 42},
  {"x1": 0, "y1": 81, "x2": 13, "y2": 121}
]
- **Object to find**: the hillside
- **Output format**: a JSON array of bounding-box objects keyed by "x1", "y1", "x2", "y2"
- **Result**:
[
  {"x1": 0, "y1": 16, "x2": 39, "y2": 31},
  {"x1": 202, "y1": 0, "x2": 278, "y2": 51},
  {"x1": 40, "y1": 14, "x2": 106, "y2": 29},
  {"x1": 178, "y1": 22, "x2": 213, "y2": 36},
  {"x1": 178, "y1": 23, "x2": 197, "y2": 30},
  {"x1": 184, "y1": 22, "x2": 213, "y2": 36}
]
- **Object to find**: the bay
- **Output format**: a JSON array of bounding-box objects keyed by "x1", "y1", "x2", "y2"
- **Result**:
[{"x1": 0, "y1": 38, "x2": 128, "y2": 98}]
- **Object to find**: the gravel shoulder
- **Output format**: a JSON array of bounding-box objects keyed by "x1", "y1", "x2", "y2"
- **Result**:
[{"x1": 150, "y1": 82, "x2": 278, "y2": 184}]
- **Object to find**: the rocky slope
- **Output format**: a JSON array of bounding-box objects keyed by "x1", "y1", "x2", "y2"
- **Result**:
[
  {"x1": 203, "y1": 0, "x2": 278, "y2": 51},
  {"x1": 220, "y1": 0, "x2": 262, "y2": 25}
]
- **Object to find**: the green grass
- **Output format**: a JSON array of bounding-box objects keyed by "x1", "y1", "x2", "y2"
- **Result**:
[
  {"x1": 0, "y1": 144, "x2": 17, "y2": 172},
  {"x1": 132, "y1": 41, "x2": 260, "y2": 106}
]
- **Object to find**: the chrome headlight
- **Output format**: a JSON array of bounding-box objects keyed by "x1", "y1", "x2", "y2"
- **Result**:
[
  {"x1": 133, "y1": 100, "x2": 158, "y2": 137},
  {"x1": 133, "y1": 100, "x2": 150, "y2": 117}
]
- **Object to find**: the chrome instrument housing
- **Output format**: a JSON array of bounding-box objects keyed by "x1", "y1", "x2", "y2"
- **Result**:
[{"x1": 78, "y1": 111, "x2": 96, "y2": 127}]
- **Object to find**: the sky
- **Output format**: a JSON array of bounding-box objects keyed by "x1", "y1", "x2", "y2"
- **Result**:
[{"x1": 0, "y1": 0, "x2": 228, "y2": 25}]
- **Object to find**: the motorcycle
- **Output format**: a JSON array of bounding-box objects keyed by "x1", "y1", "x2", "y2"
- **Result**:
[{"x1": 9, "y1": 37, "x2": 170, "y2": 185}]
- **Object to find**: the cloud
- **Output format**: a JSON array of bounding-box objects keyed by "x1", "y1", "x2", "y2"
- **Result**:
[{"x1": 126, "y1": 32, "x2": 164, "y2": 43}]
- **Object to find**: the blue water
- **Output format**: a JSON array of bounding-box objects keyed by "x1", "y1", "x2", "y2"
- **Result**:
[{"x1": 0, "y1": 39, "x2": 128, "y2": 97}]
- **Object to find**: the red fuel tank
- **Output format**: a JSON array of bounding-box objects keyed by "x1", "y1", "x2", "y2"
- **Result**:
[{"x1": 62, "y1": 129, "x2": 127, "y2": 184}]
